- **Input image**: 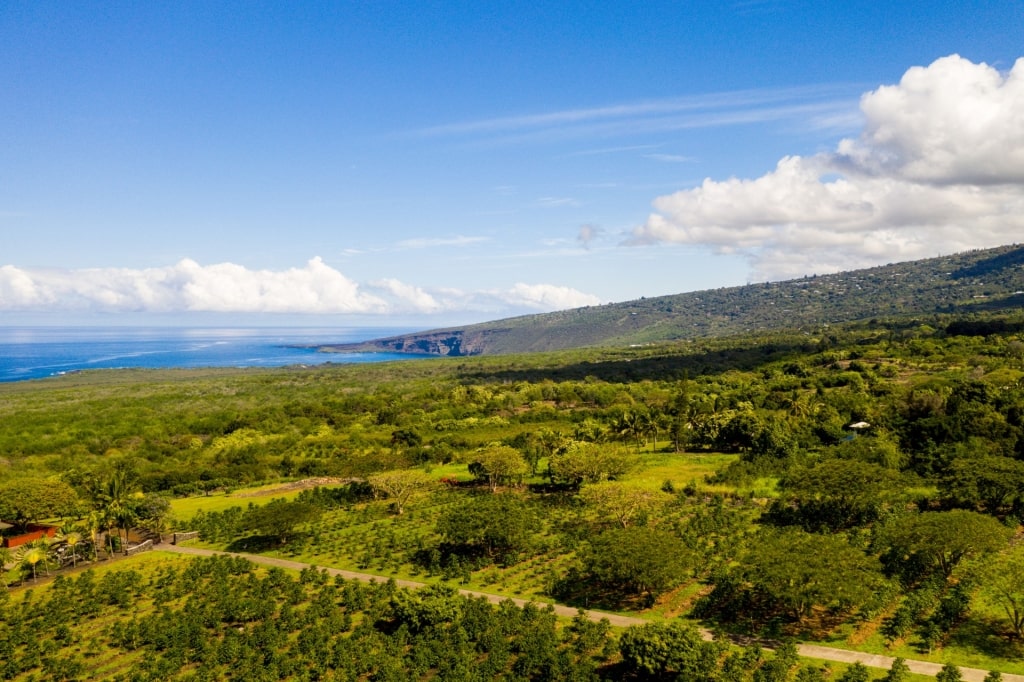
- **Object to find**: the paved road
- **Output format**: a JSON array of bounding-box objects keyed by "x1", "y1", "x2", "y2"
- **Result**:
[{"x1": 160, "y1": 545, "x2": 1022, "y2": 681}]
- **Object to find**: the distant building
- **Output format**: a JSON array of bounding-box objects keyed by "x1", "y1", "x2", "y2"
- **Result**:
[{"x1": 0, "y1": 521, "x2": 59, "y2": 548}]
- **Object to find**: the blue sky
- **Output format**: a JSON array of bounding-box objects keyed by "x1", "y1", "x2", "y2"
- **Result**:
[{"x1": 2, "y1": 1, "x2": 1023, "y2": 326}]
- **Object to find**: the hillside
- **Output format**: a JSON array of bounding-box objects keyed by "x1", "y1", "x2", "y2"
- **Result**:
[{"x1": 319, "y1": 244, "x2": 1024, "y2": 356}]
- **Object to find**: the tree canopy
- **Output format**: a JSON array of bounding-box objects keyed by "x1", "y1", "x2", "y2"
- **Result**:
[
  {"x1": 881, "y1": 510, "x2": 1013, "y2": 580},
  {"x1": 582, "y1": 526, "x2": 691, "y2": 598},
  {"x1": 0, "y1": 478, "x2": 79, "y2": 531}
]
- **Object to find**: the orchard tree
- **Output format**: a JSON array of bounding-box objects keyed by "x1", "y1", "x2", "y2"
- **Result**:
[
  {"x1": 470, "y1": 444, "x2": 528, "y2": 493},
  {"x1": 437, "y1": 494, "x2": 539, "y2": 562},
  {"x1": 882, "y1": 657, "x2": 912, "y2": 682},
  {"x1": 367, "y1": 469, "x2": 434, "y2": 514},
  {"x1": 582, "y1": 526, "x2": 691, "y2": 598},
  {"x1": 577, "y1": 482, "x2": 670, "y2": 529},
  {"x1": 547, "y1": 441, "x2": 631, "y2": 487},
  {"x1": 742, "y1": 528, "x2": 884, "y2": 622},
  {"x1": 243, "y1": 499, "x2": 321, "y2": 545},
  {"x1": 619, "y1": 621, "x2": 725, "y2": 679}
]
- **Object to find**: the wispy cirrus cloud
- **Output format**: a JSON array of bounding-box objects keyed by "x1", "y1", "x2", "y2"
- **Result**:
[
  {"x1": 643, "y1": 153, "x2": 694, "y2": 163},
  {"x1": 394, "y1": 235, "x2": 489, "y2": 250},
  {"x1": 536, "y1": 197, "x2": 580, "y2": 208},
  {"x1": 409, "y1": 84, "x2": 862, "y2": 145}
]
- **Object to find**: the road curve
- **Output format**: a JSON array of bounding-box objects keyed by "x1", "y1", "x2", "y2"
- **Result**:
[{"x1": 159, "y1": 545, "x2": 1022, "y2": 681}]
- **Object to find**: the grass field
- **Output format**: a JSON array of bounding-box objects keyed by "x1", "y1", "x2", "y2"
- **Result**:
[
  {"x1": 821, "y1": 608, "x2": 1024, "y2": 677},
  {"x1": 169, "y1": 481, "x2": 332, "y2": 517}
]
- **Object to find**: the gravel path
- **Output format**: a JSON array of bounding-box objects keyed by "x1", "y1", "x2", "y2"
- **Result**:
[{"x1": 159, "y1": 545, "x2": 1023, "y2": 681}]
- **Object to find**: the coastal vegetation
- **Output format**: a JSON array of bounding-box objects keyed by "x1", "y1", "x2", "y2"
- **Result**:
[{"x1": 3, "y1": 261, "x2": 1024, "y2": 677}]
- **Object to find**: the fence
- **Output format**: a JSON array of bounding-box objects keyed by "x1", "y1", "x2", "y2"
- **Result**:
[{"x1": 125, "y1": 539, "x2": 154, "y2": 556}]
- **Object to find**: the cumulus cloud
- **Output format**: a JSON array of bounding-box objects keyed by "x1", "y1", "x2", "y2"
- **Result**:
[
  {"x1": 368, "y1": 278, "x2": 442, "y2": 312},
  {"x1": 0, "y1": 258, "x2": 387, "y2": 314},
  {"x1": 0, "y1": 258, "x2": 600, "y2": 317},
  {"x1": 499, "y1": 283, "x2": 602, "y2": 310},
  {"x1": 629, "y1": 55, "x2": 1024, "y2": 280}
]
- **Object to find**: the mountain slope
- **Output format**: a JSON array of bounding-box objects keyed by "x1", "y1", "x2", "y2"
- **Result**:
[{"x1": 319, "y1": 244, "x2": 1024, "y2": 357}]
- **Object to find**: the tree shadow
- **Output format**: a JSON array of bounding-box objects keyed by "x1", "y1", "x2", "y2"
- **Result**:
[
  {"x1": 549, "y1": 569, "x2": 653, "y2": 611},
  {"x1": 942, "y1": 613, "x2": 1024, "y2": 662},
  {"x1": 225, "y1": 534, "x2": 289, "y2": 553}
]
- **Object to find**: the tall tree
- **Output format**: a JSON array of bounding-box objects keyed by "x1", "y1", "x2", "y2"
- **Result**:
[
  {"x1": 547, "y1": 441, "x2": 631, "y2": 487},
  {"x1": 15, "y1": 540, "x2": 51, "y2": 581},
  {"x1": 978, "y1": 544, "x2": 1024, "y2": 640},
  {"x1": 437, "y1": 495, "x2": 538, "y2": 562},
  {"x1": 619, "y1": 621, "x2": 726, "y2": 679},
  {"x1": 582, "y1": 526, "x2": 691, "y2": 598},
  {"x1": 882, "y1": 510, "x2": 1013, "y2": 580},
  {"x1": 94, "y1": 468, "x2": 142, "y2": 554},
  {"x1": 940, "y1": 455, "x2": 1024, "y2": 515},
  {"x1": 774, "y1": 459, "x2": 904, "y2": 531},
  {"x1": 242, "y1": 499, "x2": 321, "y2": 545},
  {"x1": 742, "y1": 528, "x2": 884, "y2": 622},
  {"x1": 54, "y1": 529, "x2": 85, "y2": 568},
  {"x1": 0, "y1": 478, "x2": 78, "y2": 532},
  {"x1": 0, "y1": 546, "x2": 12, "y2": 589},
  {"x1": 470, "y1": 444, "x2": 528, "y2": 493},
  {"x1": 367, "y1": 469, "x2": 434, "y2": 514},
  {"x1": 577, "y1": 482, "x2": 670, "y2": 529}
]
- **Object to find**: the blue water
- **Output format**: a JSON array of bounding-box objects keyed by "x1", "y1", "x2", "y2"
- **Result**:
[{"x1": 0, "y1": 327, "x2": 421, "y2": 383}]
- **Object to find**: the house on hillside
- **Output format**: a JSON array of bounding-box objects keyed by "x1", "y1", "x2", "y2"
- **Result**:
[{"x1": 0, "y1": 520, "x2": 59, "y2": 548}]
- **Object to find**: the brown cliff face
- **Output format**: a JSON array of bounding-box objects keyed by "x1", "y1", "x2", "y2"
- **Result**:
[
  {"x1": 376, "y1": 332, "x2": 471, "y2": 356},
  {"x1": 319, "y1": 330, "x2": 481, "y2": 356}
]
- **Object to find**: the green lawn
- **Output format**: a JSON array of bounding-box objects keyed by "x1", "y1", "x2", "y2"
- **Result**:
[{"x1": 169, "y1": 482, "x2": 327, "y2": 517}]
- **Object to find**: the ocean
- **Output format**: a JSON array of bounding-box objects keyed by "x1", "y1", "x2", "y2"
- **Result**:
[{"x1": 0, "y1": 326, "x2": 421, "y2": 383}]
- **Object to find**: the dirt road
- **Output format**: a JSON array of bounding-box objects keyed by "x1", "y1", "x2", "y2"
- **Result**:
[{"x1": 160, "y1": 545, "x2": 1022, "y2": 681}]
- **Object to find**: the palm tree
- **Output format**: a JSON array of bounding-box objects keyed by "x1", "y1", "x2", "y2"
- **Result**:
[
  {"x1": 614, "y1": 411, "x2": 647, "y2": 453},
  {"x1": 16, "y1": 540, "x2": 51, "y2": 581},
  {"x1": 138, "y1": 515, "x2": 175, "y2": 544},
  {"x1": 55, "y1": 529, "x2": 85, "y2": 568},
  {"x1": 95, "y1": 469, "x2": 140, "y2": 555}
]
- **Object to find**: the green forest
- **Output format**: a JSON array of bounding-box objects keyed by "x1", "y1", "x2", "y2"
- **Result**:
[{"x1": 2, "y1": 310, "x2": 1024, "y2": 680}]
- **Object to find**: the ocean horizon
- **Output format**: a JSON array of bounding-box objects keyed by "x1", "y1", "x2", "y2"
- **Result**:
[{"x1": 0, "y1": 326, "x2": 423, "y2": 383}]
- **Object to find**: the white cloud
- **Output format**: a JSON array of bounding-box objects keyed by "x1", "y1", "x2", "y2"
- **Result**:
[
  {"x1": 499, "y1": 283, "x2": 602, "y2": 310},
  {"x1": 577, "y1": 224, "x2": 604, "y2": 249},
  {"x1": 368, "y1": 278, "x2": 442, "y2": 312},
  {"x1": 644, "y1": 153, "x2": 693, "y2": 163},
  {"x1": 629, "y1": 55, "x2": 1024, "y2": 280},
  {"x1": 394, "y1": 235, "x2": 489, "y2": 250},
  {"x1": 536, "y1": 197, "x2": 580, "y2": 208},
  {"x1": 0, "y1": 258, "x2": 600, "y2": 317},
  {"x1": 0, "y1": 258, "x2": 388, "y2": 314},
  {"x1": 412, "y1": 85, "x2": 860, "y2": 145}
]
